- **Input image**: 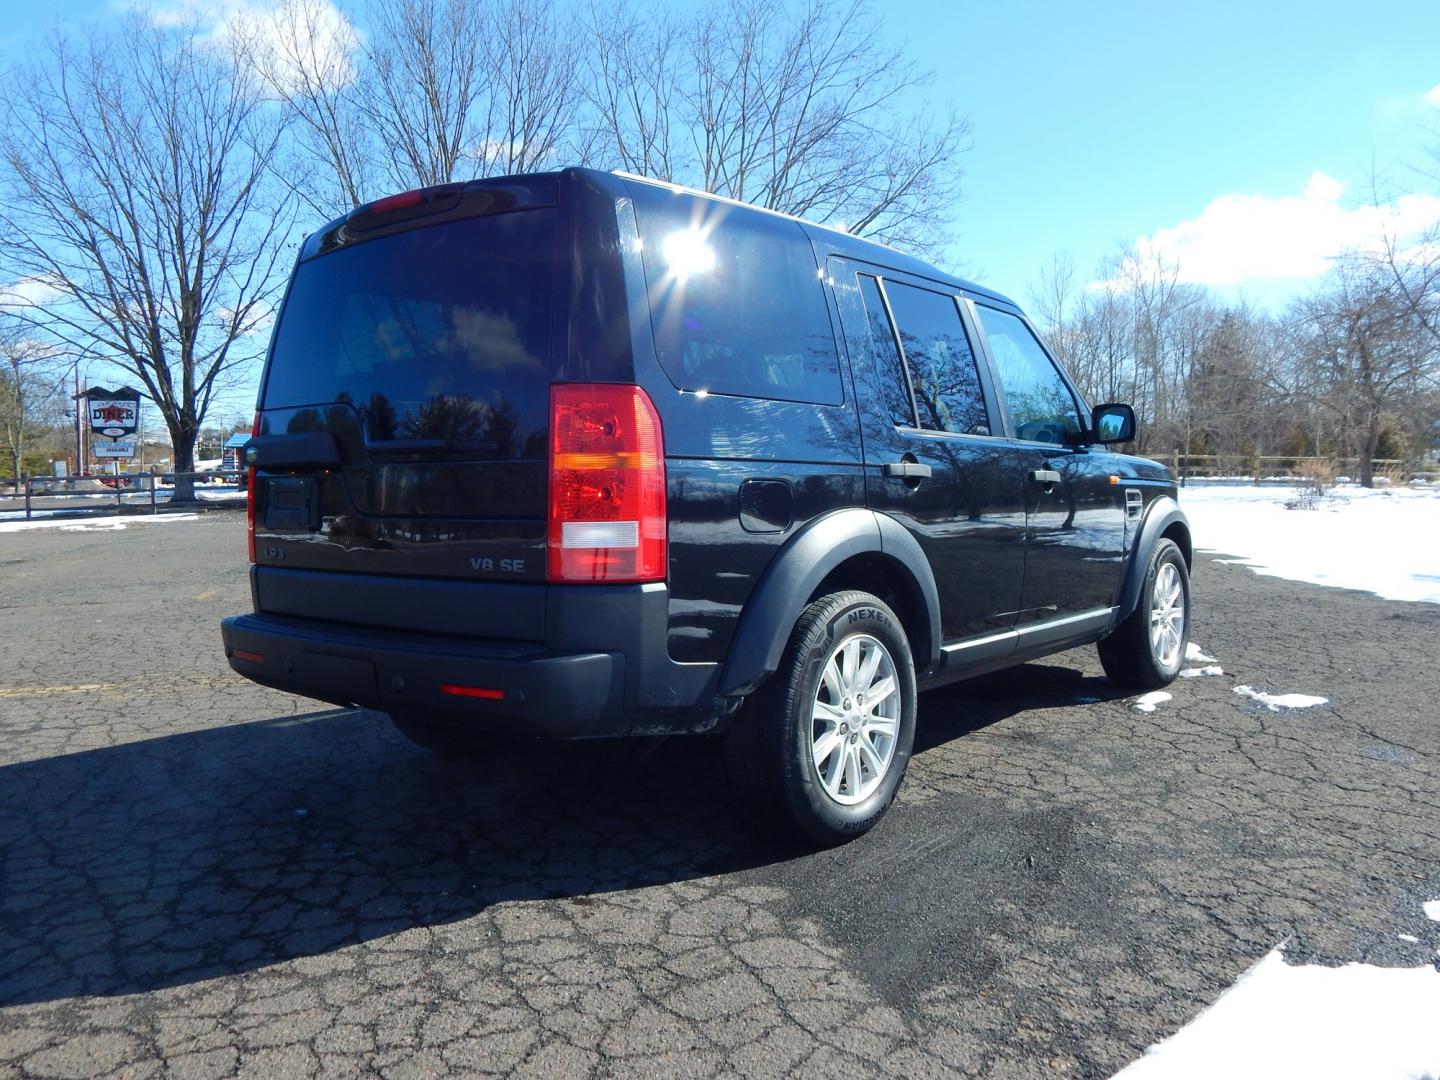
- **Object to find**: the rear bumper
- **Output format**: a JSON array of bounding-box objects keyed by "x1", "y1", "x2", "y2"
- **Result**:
[{"x1": 220, "y1": 574, "x2": 725, "y2": 738}]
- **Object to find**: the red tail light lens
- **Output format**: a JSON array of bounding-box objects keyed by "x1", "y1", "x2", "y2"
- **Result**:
[{"x1": 548, "y1": 384, "x2": 666, "y2": 583}]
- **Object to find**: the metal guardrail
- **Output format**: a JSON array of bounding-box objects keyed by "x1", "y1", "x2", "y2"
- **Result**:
[{"x1": 0, "y1": 472, "x2": 245, "y2": 521}]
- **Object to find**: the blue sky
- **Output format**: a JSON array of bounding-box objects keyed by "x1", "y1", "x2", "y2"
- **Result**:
[
  {"x1": 909, "y1": 1, "x2": 1440, "y2": 304},
  {"x1": 4, "y1": 0, "x2": 1440, "y2": 419}
]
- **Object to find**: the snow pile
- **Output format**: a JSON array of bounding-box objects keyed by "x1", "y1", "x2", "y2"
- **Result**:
[
  {"x1": 1185, "y1": 642, "x2": 1218, "y2": 663},
  {"x1": 1178, "y1": 665, "x2": 1224, "y2": 678},
  {"x1": 1425, "y1": 899, "x2": 1440, "y2": 922},
  {"x1": 1115, "y1": 948, "x2": 1440, "y2": 1080},
  {"x1": 0, "y1": 513, "x2": 201, "y2": 534},
  {"x1": 1132, "y1": 691, "x2": 1172, "y2": 713},
  {"x1": 1233, "y1": 685, "x2": 1328, "y2": 711},
  {"x1": 1179, "y1": 483, "x2": 1440, "y2": 604}
]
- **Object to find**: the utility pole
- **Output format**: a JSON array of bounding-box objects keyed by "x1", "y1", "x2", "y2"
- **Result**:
[{"x1": 72, "y1": 363, "x2": 81, "y2": 476}]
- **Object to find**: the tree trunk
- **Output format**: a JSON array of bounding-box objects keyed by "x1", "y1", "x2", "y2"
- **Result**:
[
  {"x1": 170, "y1": 421, "x2": 198, "y2": 503},
  {"x1": 1358, "y1": 412, "x2": 1380, "y2": 488}
]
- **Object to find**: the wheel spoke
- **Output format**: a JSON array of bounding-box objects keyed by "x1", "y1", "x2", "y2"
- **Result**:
[
  {"x1": 866, "y1": 714, "x2": 898, "y2": 738},
  {"x1": 865, "y1": 676, "x2": 897, "y2": 710},
  {"x1": 843, "y1": 743, "x2": 863, "y2": 795},
  {"x1": 824, "y1": 738, "x2": 845, "y2": 794},
  {"x1": 813, "y1": 699, "x2": 846, "y2": 724},
  {"x1": 840, "y1": 638, "x2": 860, "y2": 694},
  {"x1": 856, "y1": 641, "x2": 883, "y2": 695},
  {"x1": 821, "y1": 656, "x2": 844, "y2": 703},
  {"x1": 813, "y1": 730, "x2": 842, "y2": 770},
  {"x1": 856, "y1": 733, "x2": 884, "y2": 775}
]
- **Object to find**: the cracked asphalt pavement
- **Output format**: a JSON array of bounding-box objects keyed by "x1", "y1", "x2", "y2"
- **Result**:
[{"x1": 2, "y1": 511, "x2": 1439, "y2": 1078}]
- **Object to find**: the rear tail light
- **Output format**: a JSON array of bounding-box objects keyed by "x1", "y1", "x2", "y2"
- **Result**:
[
  {"x1": 548, "y1": 384, "x2": 666, "y2": 583},
  {"x1": 246, "y1": 412, "x2": 258, "y2": 562}
]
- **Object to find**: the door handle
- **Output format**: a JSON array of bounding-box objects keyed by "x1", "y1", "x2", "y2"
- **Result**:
[
  {"x1": 1029, "y1": 469, "x2": 1062, "y2": 485},
  {"x1": 883, "y1": 461, "x2": 932, "y2": 480}
]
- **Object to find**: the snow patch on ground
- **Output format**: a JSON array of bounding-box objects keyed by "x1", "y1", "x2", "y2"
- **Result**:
[
  {"x1": 1114, "y1": 947, "x2": 1440, "y2": 1080},
  {"x1": 1178, "y1": 665, "x2": 1224, "y2": 678},
  {"x1": 1398, "y1": 934, "x2": 1419, "y2": 943},
  {"x1": 1180, "y1": 483, "x2": 1440, "y2": 604},
  {"x1": 0, "y1": 513, "x2": 201, "y2": 533},
  {"x1": 1185, "y1": 642, "x2": 1218, "y2": 663},
  {"x1": 1132, "y1": 691, "x2": 1172, "y2": 713},
  {"x1": 1233, "y1": 685, "x2": 1328, "y2": 711},
  {"x1": 1424, "y1": 899, "x2": 1440, "y2": 922}
]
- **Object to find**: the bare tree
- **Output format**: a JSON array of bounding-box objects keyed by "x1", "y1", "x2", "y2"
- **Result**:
[
  {"x1": 345, "y1": 0, "x2": 580, "y2": 189},
  {"x1": 0, "y1": 319, "x2": 63, "y2": 480},
  {"x1": 477, "y1": 0, "x2": 583, "y2": 175},
  {"x1": 244, "y1": 0, "x2": 582, "y2": 211},
  {"x1": 1286, "y1": 260, "x2": 1438, "y2": 486},
  {"x1": 359, "y1": 0, "x2": 491, "y2": 189},
  {"x1": 579, "y1": 0, "x2": 680, "y2": 179},
  {"x1": 0, "y1": 16, "x2": 294, "y2": 499},
  {"x1": 584, "y1": 0, "x2": 971, "y2": 255},
  {"x1": 231, "y1": 0, "x2": 372, "y2": 216}
]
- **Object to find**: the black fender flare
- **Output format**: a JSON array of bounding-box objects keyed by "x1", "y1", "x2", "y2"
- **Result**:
[
  {"x1": 718, "y1": 508, "x2": 942, "y2": 696},
  {"x1": 1117, "y1": 495, "x2": 1192, "y2": 621}
]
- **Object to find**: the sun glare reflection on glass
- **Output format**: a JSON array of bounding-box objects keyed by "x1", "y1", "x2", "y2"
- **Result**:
[{"x1": 661, "y1": 228, "x2": 715, "y2": 279}]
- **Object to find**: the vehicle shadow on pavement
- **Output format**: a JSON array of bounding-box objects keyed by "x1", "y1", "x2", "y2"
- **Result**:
[
  {"x1": 0, "y1": 663, "x2": 1125, "y2": 1007},
  {"x1": 0, "y1": 707, "x2": 780, "y2": 1006},
  {"x1": 912, "y1": 662, "x2": 1131, "y2": 755}
]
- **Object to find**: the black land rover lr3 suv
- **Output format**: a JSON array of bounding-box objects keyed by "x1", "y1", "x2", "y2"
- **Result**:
[{"x1": 222, "y1": 168, "x2": 1192, "y2": 844}]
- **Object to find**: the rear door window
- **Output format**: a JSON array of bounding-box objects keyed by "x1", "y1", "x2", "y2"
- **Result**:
[
  {"x1": 629, "y1": 184, "x2": 842, "y2": 405},
  {"x1": 881, "y1": 280, "x2": 989, "y2": 436},
  {"x1": 261, "y1": 210, "x2": 555, "y2": 458}
]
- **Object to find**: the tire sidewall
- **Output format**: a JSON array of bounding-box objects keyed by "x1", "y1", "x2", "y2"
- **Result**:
[
  {"x1": 783, "y1": 596, "x2": 917, "y2": 837},
  {"x1": 1143, "y1": 540, "x2": 1190, "y2": 680}
]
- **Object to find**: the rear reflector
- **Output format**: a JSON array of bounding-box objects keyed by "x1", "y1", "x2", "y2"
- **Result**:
[
  {"x1": 548, "y1": 384, "x2": 666, "y2": 583},
  {"x1": 440, "y1": 684, "x2": 505, "y2": 700},
  {"x1": 232, "y1": 649, "x2": 264, "y2": 664}
]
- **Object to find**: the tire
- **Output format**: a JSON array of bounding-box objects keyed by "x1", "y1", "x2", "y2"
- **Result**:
[
  {"x1": 388, "y1": 713, "x2": 501, "y2": 758},
  {"x1": 1098, "y1": 538, "x2": 1190, "y2": 689},
  {"x1": 724, "y1": 590, "x2": 917, "y2": 846}
]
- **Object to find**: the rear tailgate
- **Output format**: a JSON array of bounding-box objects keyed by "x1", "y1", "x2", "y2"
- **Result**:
[{"x1": 249, "y1": 184, "x2": 558, "y2": 631}]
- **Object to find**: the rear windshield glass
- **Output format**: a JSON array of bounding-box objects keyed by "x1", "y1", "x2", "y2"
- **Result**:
[
  {"x1": 629, "y1": 184, "x2": 842, "y2": 405},
  {"x1": 262, "y1": 210, "x2": 555, "y2": 458}
]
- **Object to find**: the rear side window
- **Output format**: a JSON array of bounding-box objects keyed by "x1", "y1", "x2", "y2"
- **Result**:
[
  {"x1": 630, "y1": 186, "x2": 842, "y2": 404},
  {"x1": 262, "y1": 210, "x2": 555, "y2": 458},
  {"x1": 974, "y1": 306, "x2": 1082, "y2": 444},
  {"x1": 882, "y1": 281, "x2": 989, "y2": 436}
]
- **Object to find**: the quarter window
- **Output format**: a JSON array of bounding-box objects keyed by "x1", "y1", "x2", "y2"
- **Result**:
[
  {"x1": 882, "y1": 281, "x2": 989, "y2": 436},
  {"x1": 974, "y1": 306, "x2": 1081, "y2": 445},
  {"x1": 856, "y1": 275, "x2": 915, "y2": 426},
  {"x1": 630, "y1": 185, "x2": 843, "y2": 405}
]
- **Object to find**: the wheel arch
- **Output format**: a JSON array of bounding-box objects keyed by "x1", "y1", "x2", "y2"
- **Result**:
[
  {"x1": 1117, "y1": 495, "x2": 1192, "y2": 620},
  {"x1": 718, "y1": 508, "x2": 941, "y2": 697}
]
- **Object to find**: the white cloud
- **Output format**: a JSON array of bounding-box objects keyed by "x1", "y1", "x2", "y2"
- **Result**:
[
  {"x1": 1426, "y1": 84, "x2": 1440, "y2": 108},
  {"x1": 222, "y1": 0, "x2": 360, "y2": 96},
  {"x1": 135, "y1": 0, "x2": 359, "y2": 96},
  {"x1": 0, "y1": 274, "x2": 66, "y2": 313},
  {"x1": 1103, "y1": 172, "x2": 1440, "y2": 289}
]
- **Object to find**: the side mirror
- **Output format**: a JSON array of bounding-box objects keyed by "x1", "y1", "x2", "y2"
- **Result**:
[{"x1": 1091, "y1": 403, "x2": 1136, "y2": 445}]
